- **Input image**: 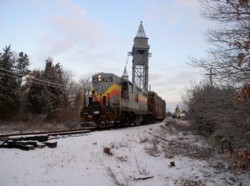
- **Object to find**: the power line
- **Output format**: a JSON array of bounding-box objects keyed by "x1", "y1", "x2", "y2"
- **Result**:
[
  {"x1": 29, "y1": 79, "x2": 64, "y2": 89},
  {"x1": 0, "y1": 67, "x2": 15, "y2": 74},
  {"x1": 0, "y1": 67, "x2": 22, "y2": 78},
  {"x1": 0, "y1": 72, "x2": 21, "y2": 79},
  {"x1": 29, "y1": 77, "x2": 66, "y2": 89},
  {"x1": 0, "y1": 67, "x2": 66, "y2": 89}
]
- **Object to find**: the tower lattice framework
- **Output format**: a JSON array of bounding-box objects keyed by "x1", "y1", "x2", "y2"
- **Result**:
[{"x1": 130, "y1": 21, "x2": 151, "y2": 91}]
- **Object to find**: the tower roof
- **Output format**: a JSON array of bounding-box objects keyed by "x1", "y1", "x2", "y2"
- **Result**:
[
  {"x1": 122, "y1": 66, "x2": 129, "y2": 80},
  {"x1": 136, "y1": 21, "x2": 146, "y2": 38}
]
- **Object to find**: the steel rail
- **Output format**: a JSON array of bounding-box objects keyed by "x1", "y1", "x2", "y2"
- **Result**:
[
  {"x1": 0, "y1": 121, "x2": 162, "y2": 141},
  {"x1": 0, "y1": 127, "x2": 97, "y2": 140}
]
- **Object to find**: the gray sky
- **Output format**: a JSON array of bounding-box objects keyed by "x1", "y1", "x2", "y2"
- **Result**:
[{"x1": 0, "y1": 0, "x2": 212, "y2": 111}]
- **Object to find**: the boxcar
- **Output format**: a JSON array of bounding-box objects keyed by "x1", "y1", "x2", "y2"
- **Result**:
[{"x1": 147, "y1": 91, "x2": 166, "y2": 120}]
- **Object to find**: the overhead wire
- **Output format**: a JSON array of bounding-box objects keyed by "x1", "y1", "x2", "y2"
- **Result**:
[
  {"x1": 0, "y1": 67, "x2": 15, "y2": 74},
  {"x1": 0, "y1": 67, "x2": 66, "y2": 89},
  {"x1": 30, "y1": 77, "x2": 65, "y2": 88},
  {"x1": 0, "y1": 72, "x2": 21, "y2": 79}
]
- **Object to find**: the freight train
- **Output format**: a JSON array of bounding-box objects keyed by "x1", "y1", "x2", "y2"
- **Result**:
[{"x1": 80, "y1": 72, "x2": 166, "y2": 128}]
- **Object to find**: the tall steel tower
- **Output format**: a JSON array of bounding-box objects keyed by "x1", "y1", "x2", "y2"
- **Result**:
[{"x1": 130, "y1": 21, "x2": 150, "y2": 91}]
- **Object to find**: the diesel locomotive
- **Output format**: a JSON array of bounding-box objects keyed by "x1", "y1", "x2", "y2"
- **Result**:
[{"x1": 80, "y1": 72, "x2": 166, "y2": 128}]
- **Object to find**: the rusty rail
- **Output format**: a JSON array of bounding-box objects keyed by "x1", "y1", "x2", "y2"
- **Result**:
[{"x1": 0, "y1": 127, "x2": 97, "y2": 140}]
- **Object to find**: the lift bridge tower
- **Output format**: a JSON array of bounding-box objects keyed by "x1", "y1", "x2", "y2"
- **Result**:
[{"x1": 129, "y1": 21, "x2": 151, "y2": 91}]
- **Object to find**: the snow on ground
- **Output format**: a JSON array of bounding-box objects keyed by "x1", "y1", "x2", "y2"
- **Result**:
[{"x1": 1, "y1": 119, "x2": 250, "y2": 186}]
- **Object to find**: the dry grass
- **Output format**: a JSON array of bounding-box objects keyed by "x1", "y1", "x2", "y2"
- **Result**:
[
  {"x1": 165, "y1": 117, "x2": 193, "y2": 132},
  {"x1": 0, "y1": 109, "x2": 80, "y2": 134},
  {"x1": 143, "y1": 121, "x2": 214, "y2": 160},
  {"x1": 144, "y1": 137, "x2": 160, "y2": 157},
  {"x1": 161, "y1": 139, "x2": 214, "y2": 160},
  {"x1": 138, "y1": 133, "x2": 149, "y2": 143},
  {"x1": 0, "y1": 121, "x2": 71, "y2": 134},
  {"x1": 104, "y1": 166, "x2": 129, "y2": 186},
  {"x1": 135, "y1": 156, "x2": 149, "y2": 175},
  {"x1": 103, "y1": 147, "x2": 114, "y2": 156}
]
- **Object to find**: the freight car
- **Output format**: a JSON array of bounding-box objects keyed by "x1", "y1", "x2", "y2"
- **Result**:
[
  {"x1": 80, "y1": 72, "x2": 165, "y2": 128},
  {"x1": 147, "y1": 91, "x2": 166, "y2": 121}
]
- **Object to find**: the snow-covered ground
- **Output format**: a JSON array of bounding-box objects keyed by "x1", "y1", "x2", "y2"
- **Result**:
[{"x1": 1, "y1": 119, "x2": 249, "y2": 186}]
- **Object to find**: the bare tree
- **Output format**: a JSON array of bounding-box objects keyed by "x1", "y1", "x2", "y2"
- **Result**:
[
  {"x1": 78, "y1": 73, "x2": 93, "y2": 90},
  {"x1": 63, "y1": 72, "x2": 93, "y2": 108},
  {"x1": 78, "y1": 73, "x2": 93, "y2": 107},
  {"x1": 184, "y1": 0, "x2": 250, "y2": 153},
  {"x1": 191, "y1": 0, "x2": 250, "y2": 86}
]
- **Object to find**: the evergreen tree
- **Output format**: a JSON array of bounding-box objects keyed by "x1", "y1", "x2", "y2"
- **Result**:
[
  {"x1": 43, "y1": 58, "x2": 65, "y2": 115},
  {"x1": 15, "y1": 52, "x2": 30, "y2": 85},
  {"x1": 0, "y1": 46, "x2": 23, "y2": 119},
  {"x1": 27, "y1": 58, "x2": 66, "y2": 117},
  {"x1": 26, "y1": 70, "x2": 46, "y2": 114}
]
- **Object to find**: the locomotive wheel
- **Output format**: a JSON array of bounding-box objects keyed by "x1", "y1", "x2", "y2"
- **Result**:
[
  {"x1": 129, "y1": 113, "x2": 136, "y2": 125},
  {"x1": 120, "y1": 113, "x2": 130, "y2": 127},
  {"x1": 98, "y1": 122, "x2": 105, "y2": 128}
]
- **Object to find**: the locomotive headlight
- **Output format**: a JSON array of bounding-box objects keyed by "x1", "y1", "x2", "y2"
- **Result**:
[
  {"x1": 93, "y1": 111, "x2": 100, "y2": 115},
  {"x1": 98, "y1": 74, "x2": 102, "y2": 82}
]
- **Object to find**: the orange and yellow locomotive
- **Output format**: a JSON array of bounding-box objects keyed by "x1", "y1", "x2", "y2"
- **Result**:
[{"x1": 80, "y1": 72, "x2": 165, "y2": 128}]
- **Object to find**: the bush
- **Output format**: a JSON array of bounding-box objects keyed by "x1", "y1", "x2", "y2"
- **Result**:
[{"x1": 183, "y1": 83, "x2": 250, "y2": 152}]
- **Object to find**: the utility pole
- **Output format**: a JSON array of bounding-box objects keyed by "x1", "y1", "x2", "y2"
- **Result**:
[{"x1": 205, "y1": 68, "x2": 216, "y2": 87}]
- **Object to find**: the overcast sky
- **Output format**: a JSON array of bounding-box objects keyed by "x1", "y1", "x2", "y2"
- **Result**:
[{"x1": 0, "y1": 0, "x2": 212, "y2": 111}]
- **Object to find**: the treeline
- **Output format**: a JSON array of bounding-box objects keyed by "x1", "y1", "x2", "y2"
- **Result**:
[
  {"x1": 0, "y1": 45, "x2": 90, "y2": 123},
  {"x1": 183, "y1": 0, "x2": 250, "y2": 153}
]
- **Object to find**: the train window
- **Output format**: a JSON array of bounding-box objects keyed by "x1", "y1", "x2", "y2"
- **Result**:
[
  {"x1": 102, "y1": 77, "x2": 112, "y2": 82},
  {"x1": 136, "y1": 49, "x2": 145, "y2": 55},
  {"x1": 93, "y1": 75, "x2": 112, "y2": 83},
  {"x1": 122, "y1": 82, "x2": 128, "y2": 90},
  {"x1": 121, "y1": 82, "x2": 129, "y2": 100}
]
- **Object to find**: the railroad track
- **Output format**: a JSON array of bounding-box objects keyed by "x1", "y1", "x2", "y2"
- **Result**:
[
  {"x1": 0, "y1": 127, "x2": 97, "y2": 141},
  {"x1": 0, "y1": 127, "x2": 98, "y2": 150},
  {"x1": 0, "y1": 121, "x2": 162, "y2": 141},
  {"x1": 0, "y1": 122, "x2": 162, "y2": 150}
]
